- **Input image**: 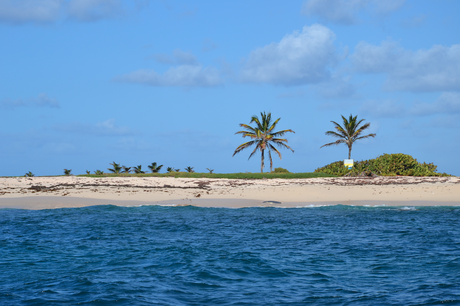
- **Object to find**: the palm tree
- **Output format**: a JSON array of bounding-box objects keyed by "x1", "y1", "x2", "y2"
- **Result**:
[
  {"x1": 63, "y1": 169, "x2": 72, "y2": 176},
  {"x1": 148, "y1": 162, "x2": 163, "y2": 173},
  {"x1": 233, "y1": 111, "x2": 295, "y2": 173},
  {"x1": 108, "y1": 161, "x2": 122, "y2": 174},
  {"x1": 320, "y1": 114, "x2": 376, "y2": 159},
  {"x1": 133, "y1": 165, "x2": 145, "y2": 174},
  {"x1": 122, "y1": 166, "x2": 132, "y2": 173},
  {"x1": 185, "y1": 166, "x2": 194, "y2": 173}
]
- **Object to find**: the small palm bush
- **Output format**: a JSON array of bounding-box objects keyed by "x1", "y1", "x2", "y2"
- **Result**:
[
  {"x1": 108, "y1": 162, "x2": 122, "y2": 174},
  {"x1": 148, "y1": 162, "x2": 163, "y2": 173},
  {"x1": 133, "y1": 165, "x2": 145, "y2": 174}
]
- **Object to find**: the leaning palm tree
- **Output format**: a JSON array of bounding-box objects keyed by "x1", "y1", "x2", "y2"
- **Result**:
[
  {"x1": 233, "y1": 112, "x2": 295, "y2": 173},
  {"x1": 320, "y1": 114, "x2": 376, "y2": 159}
]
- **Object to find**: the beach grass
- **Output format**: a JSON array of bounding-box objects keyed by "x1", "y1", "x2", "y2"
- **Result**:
[{"x1": 78, "y1": 172, "x2": 336, "y2": 179}]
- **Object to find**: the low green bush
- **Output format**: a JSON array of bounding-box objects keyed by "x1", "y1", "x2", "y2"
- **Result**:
[
  {"x1": 314, "y1": 153, "x2": 450, "y2": 177},
  {"x1": 272, "y1": 167, "x2": 290, "y2": 173}
]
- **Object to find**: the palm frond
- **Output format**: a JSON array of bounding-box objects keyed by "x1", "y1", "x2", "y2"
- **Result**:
[
  {"x1": 325, "y1": 131, "x2": 346, "y2": 138},
  {"x1": 320, "y1": 139, "x2": 346, "y2": 148},
  {"x1": 268, "y1": 143, "x2": 282, "y2": 159},
  {"x1": 354, "y1": 133, "x2": 376, "y2": 141},
  {"x1": 235, "y1": 130, "x2": 257, "y2": 137},
  {"x1": 353, "y1": 122, "x2": 371, "y2": 137},
  {"x1": 233, "y1": 140, "x2": 258, "y2": 156},
  {"x1": 268, "y1": 117, "x2": 280, "y2": 132},
  {"x1": 238, "y1": 123, "x2": 257, "y2": 132},
  {"x1": 248, "y1": 142, "x2": 262, "y2": 160},
  {"x1": 270, "y1": 129, "x2": 294, "y2": 137}
]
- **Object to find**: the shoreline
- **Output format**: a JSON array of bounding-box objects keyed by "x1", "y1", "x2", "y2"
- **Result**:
[{"x1": 0, "y1": 176, "x2": 459, "y2": 209}]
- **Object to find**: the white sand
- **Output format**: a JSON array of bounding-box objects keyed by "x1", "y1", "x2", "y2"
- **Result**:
[{"x1": 0, "y1": 176, "x2": 459, "y2": 209}]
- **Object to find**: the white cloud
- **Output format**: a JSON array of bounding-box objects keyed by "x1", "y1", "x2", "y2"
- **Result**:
[
  {"x1": 240, "y1": 24, "x2": 339, "y2": 86},
  {"x1": 352, "y1": 40, "x2": 460, "y2": 92},
  {"x1": 301, "y1": 0, "x2": 405, "y2": 25},
  {"x1": 0, "y1": 93, "x2": 60, "y2": 109},
  {"x1": 115, "y1": 65, "x2": 223, "y2": 88}
]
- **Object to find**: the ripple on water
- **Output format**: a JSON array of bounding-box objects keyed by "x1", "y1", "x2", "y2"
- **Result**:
[{"x1": 1, "y1": 205, "x2": 460, "y2": 305}]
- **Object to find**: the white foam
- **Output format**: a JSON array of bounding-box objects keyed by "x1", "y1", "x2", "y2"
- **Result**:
[{"x1": 399, "y1": 206, "x2": 417, "y2": 211}]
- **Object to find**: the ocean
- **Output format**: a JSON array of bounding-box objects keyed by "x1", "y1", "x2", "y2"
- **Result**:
[{"x1": 1, "y1": 205, "x2": 460, "y2": 305}]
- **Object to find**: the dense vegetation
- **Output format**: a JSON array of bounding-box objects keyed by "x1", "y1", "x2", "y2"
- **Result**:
[
  {"x1": 79, "y1": 172, "x2": 335, "y2": 179},
  {"x1": 314, "y1": 153, "x2": 450, "y2": 177}
]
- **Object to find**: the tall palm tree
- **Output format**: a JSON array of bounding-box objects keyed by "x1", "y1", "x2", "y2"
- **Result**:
[
  {"x1": 320, "y1": 114, "x2": 376, "y2": 159},
  {"x1": 233, "y1": 111, "x2": 295, "y2": 173}
]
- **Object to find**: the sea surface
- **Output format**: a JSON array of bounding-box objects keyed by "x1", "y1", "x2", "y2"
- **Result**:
[{"x1": 1, "y1": 204, "x2": 460, "y2": 305}]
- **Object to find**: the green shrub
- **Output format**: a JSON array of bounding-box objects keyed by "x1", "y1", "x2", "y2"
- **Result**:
[
  {"x1": 314, "y1": 153, "x2": 450, "y2": 177},
  {"x1": 272, "y1": 167, "x2": 290, "y2": 173}
]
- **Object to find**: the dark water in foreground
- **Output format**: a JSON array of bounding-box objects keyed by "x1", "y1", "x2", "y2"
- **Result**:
[{"x1": 1, "y1": 205, "x2": 460, "y2": 305}]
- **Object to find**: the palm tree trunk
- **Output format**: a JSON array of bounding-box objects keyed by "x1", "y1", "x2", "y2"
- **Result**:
[
  {"x1": 261, "y1": 149, "x2": 265, "y2": 173},
  {"x1": 269, "y1": 150, "x2": 273, "y2": 172},
  {"x1": 348, "y1": 145, "x2": 352, "y2": 159}
]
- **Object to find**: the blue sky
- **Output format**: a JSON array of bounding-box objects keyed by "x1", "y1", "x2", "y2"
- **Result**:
[{"x1": 1, "y1": 0, "x2": 459, "y2": 176}]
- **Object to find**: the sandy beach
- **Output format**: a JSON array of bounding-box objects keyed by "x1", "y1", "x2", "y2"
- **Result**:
[{"x1": 0, "y1": 176, "x2": 458, "y2": 209}]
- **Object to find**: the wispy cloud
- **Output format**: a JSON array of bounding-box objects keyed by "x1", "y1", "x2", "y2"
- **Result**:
[
  {"x1": 360, "y1": 92, "x2": 460, "y2": 118},
  {"x1": 400, "y1": 14, "x2": 427, "y2": 28},
  {"x1": 0, "y1": 0, "x2": 149, "y2": 25},
  {"x1": 352, "y1": 40, "x2": 460, "y2": 92},
  {"x1": 116, "y1": 50, "x2": 223, "y2": 88},
  {"x1": 301, "y1": 0, "x2": 406, "y2": 25},
  {"x1": 148, "y1": 49, "x2": 198, "y2": 66},
  {"x1": 52, "y1": 119, "x2": 136, "y2": 136},
  {"x1": 0, "y1": 93, "x2": 60, "y2": 110}
]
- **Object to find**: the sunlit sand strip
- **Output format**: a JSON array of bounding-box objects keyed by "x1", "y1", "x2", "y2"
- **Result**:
[{"x1": 0, "y1": 176, "x2": 458, "y2": 209}]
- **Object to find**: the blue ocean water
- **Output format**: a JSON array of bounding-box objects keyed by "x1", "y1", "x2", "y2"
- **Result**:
[{"x1": 1, "y1": 205, "x2": 460, "y2": 305}]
